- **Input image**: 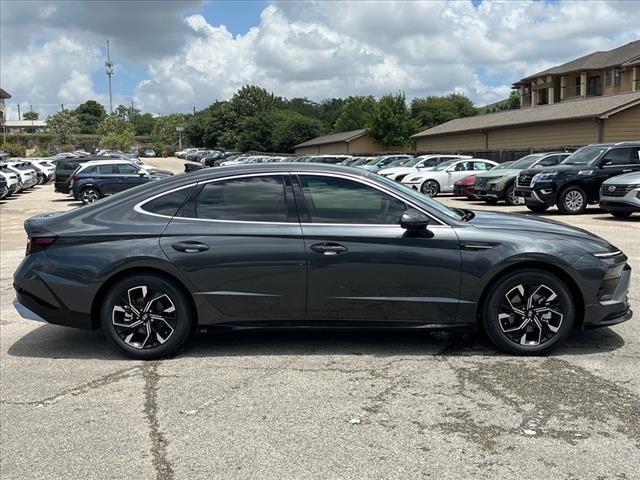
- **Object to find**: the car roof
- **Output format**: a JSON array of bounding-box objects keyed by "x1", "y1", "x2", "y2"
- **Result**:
[{"x1": 80, "y1": 159, "x2": 137, "y2": 167}]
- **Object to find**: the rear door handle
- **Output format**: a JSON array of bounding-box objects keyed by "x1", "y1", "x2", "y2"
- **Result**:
[
  {"x1": 172, "y1": 241, "x2": 209, "y2": 253},
  {"x1": 310, "y1": 242, "x2": 348, "y2": 255}
]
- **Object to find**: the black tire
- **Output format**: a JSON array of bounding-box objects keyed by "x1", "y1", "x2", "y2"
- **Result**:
[
  {"x1": 557, "y1": 185, "x2": 587, "y2": 215},
  {"x1": 483, "y1": 198, "x2": 498, "y2": 205},
  {"x1": 80, "y1": 187, "x2": 101, "y2": 204},
  {"x1": 526, "y1": 203, "x2": 549, "y2": 213},
  {"x1": 504, "y1": 184, "x2": 519, "y2": 206},
  {"x1": 100, "y1": 274, "x2": 194, "y2": 359},
  {"x1": 611, "y1": 211, "x2": 633, "y2": 219},
  {"x1": 420, "y1": 180, "x2": 440, "y2": 197},
  {"x1": 482, "y1": 269, "x2": 575, "y2": 355}
]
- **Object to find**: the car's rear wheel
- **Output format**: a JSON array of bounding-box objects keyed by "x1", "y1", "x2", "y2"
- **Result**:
[
  {"x1": 482, "y1": 269, "x2": 575, "y2": 355},
  {"x1": 557, "y1": 185, "x2": 587, "y2": 215},
  {"x1": 526, "y1": 203, "x2": 548, "y2": 213},
  {"x1": 421, "y1": 180, "x2": 440, "y2": 197},
  {"x1": 100, "y1": 274, "x2": 194, "y2": 359},
  {"x1": 80, "y1": 187, "x2": 101, "y2": 204}
]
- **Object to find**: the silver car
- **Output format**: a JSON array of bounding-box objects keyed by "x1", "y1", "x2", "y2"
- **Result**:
[{"x1": 600, "y1": 171, "x2": 640, "y2": 218}]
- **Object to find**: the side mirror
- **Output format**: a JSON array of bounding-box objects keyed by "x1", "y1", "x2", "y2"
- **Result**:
[
  {"x1": 400, "y1": 209, "x2": 430, "y2": 231},
  {"x1": 600, "y1": 159, "x2": 611, "y2": 168},
  {"x1": 138, "y1": 171, "x2": 147, "y2": 176}
]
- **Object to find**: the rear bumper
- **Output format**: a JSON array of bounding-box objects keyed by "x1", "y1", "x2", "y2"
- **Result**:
[{"x1": 13, "y1": 285, "x2": 94, "y2": 329}]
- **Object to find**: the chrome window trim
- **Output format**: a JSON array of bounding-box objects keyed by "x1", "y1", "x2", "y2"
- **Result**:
[{"x1": 134, "y1": 170, "x2": 449, "y2": 227}]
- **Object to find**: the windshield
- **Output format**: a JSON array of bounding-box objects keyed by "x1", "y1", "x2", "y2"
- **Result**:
[
  {"x1": 376, "y1": 175, "x2": 463, "y2": 221},
  {"x1": 352, "y1": 157, "x2": 375, "y2": 166},
  {"x1": 509, "y1": 154, "x2": 544, "y2": 169},
  {"x1": 491, "y1": 162, "x2": 513, "y2": 170},
  {"x1": 561, "y1": 145, "x2": 608, "y2": 165},
  {"x1": 433, "y1": 160, "x2": 457, "y2": 171},
  {"x1": 401, "y1": 157, "x2": 429, "y2": 167}
]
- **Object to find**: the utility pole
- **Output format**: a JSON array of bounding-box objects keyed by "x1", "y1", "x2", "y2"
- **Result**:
[
  {"x1": 105, "y1": 40, "x2": 114, "y2": 114},
  {"x1": 193, "y1": 106, "x2": 196, "y2": 115},
  {"x1": 17, "y1": 104, "x2": 21, "y2": 121}
]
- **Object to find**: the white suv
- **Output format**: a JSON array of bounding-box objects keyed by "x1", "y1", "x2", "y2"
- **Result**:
[{"x1": 599, "y1": 171, "x2": 640, "y2": 218}]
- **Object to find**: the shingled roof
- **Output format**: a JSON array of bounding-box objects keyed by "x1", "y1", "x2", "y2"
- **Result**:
[
  {"x1": 294, "y1": 129, "x2": 366, "y2": 148},
  {"x1": 412, "y1": 91, "x2": 640, "y2": 138},
  {"x1": 516, "y1": 40, "x2": 640, "y2": 84}
]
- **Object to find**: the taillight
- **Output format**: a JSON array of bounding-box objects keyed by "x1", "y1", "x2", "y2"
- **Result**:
[
  {"x1": 26, "y1": 236, "x2": 57, "y2": 255},
  {"x1": 71, "y1": 175, "x2": 80, "y2": 182}
]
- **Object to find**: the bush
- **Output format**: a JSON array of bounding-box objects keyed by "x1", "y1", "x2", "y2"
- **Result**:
[
  {"x1": 28, "y1": 147, "x2": 51, "y2": 157},
  {"x1": 0, "y1": 143, "x2": 25, "y2": 157}
]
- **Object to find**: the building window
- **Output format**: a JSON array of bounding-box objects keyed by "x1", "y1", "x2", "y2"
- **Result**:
[
  {"x1": 604, "y1": 69, "x2": 612, "y2": 87},
  {"x1": 614, "y1": 68, "x2": 621, "y2": 87}
]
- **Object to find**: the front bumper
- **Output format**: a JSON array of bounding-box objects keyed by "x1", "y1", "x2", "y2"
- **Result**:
[
  {"x1": 583, "y1": 263, "x2": 633, "y2": 328},
  {"x1": 514, "y1": 184, "x2": 555, "y2": 206},
  {"x1": 599, "y1": 190, "x2": 640, "y2": 213},
  {"x1": 474, "y1": 185, "x2": 505, "y2": 200}
]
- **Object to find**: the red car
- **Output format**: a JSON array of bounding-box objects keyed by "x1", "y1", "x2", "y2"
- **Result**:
[{"x1": 453, "y1": 175, "x2": 477, "y2": 199}]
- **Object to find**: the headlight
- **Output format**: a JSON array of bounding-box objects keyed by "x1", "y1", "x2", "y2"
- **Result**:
[{"x1": 532, "y1": 172, "x2": 557, "y2": 183}]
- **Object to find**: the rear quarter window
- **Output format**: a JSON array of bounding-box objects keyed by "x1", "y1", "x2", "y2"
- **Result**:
[{"x1": 141, "y1": 186, "x2": 194, "y2": 217}]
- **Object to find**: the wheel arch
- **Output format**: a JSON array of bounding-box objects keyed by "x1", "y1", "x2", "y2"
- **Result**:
[
  {"x1": 90, "y1": 266, "x2": 198, "y2": 330},
  {"x1": 476, "y1": 260, "x2": 585, "y2": 330}
]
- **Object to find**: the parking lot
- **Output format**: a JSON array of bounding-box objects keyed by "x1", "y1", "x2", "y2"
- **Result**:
[{"x1": 1, "y1": 157, "x2": 639, "y2": 479}]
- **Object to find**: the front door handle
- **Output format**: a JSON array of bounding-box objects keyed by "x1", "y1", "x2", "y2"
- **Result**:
[
  {"x1": 172, "y1": 241, "x2": 209, "y2": 253},
  {"x1": 310, "y1": 242, "x2": 348, "y2": 256}
]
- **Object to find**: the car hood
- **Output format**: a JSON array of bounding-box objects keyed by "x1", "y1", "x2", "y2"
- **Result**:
[
  {"x1": 467, "y1": 210, "x2": 612, "y2": 246},
  {"x1": 475, "y1": 169, "x2": 520, "y2": 179},
  {"x1": 603, "y1": 171, "x2": 640, "y2": 184},
  {"x1": 519, "y1": 164, "x2": 590, "y2": 176}
]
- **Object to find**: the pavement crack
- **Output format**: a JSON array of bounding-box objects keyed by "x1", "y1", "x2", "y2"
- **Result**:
[
  {"x1": 0, "y1": 366, "x2": 141, "y2": 407},
  {"x1": 143, "y1": 362, "x2": 174, "y2": 480}
]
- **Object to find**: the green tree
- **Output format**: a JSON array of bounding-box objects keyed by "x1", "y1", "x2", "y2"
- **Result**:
[
  {"x1": 97, "y1": 115, "x2": 136, "y2": 150},
  {"x1": 151, "y1": 113, "x2": 188, "y2": 148},
  {"x1": 23, "y1": 111, "x2": 39, "y2": 121},
  {"x1": 47, "y1": 110, "x2": 80, "y2": 144},
  {"x1": 317, "y1": 98, "x2": 345, "y2": 130},
  {"x1": 333, "y1": 96, "x2": 376, "y2": 132},
  {"x1": 411, "y1": 93, "x2": 477, "y2": 129},
  {"x1": 500, "y1": 91, "x2": 521, "y2": 111},
  {"x1": 235, "y1": 113, "x2": 274, "y2": 152},
  {"x1": 132, "y1": 113, "x2": 155, "y2": 135},
  {"x1": 229, "y1": 85, "x2": 280, "y2": 118},
  {"x1": 270, "y1": 110, "x2": 324, "y2": 152},
  {"x1": 73, "y1": 100, "x2": 107, "y2": 134},
  {"x1": 367, "y1": 92, "x2": 418, "y2": 147}
]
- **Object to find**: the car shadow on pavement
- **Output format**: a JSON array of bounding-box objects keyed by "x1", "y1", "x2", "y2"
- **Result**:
[{"x1": 7, "y1": 323, "x2": 626, "y2": 360}]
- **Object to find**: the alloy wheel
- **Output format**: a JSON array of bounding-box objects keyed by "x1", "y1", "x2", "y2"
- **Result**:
[
  {"x1": 564, "y1": 190, "x2": 584, "y2": 212},
  {"x1": 498, "y1": 283, "x2": 563, "y2": 346},
  {"x1": 112, "y1": 285, "x2": 177, "y2": 349},
  {"x1": 421, "y1": 181, "x2": 439, "y2": 197},
  {"x1": 81, "y1": 188, "x2": 100, "y2": 204}
]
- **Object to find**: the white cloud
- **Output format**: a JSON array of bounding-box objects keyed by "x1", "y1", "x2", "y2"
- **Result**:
[
  {"x1": 2, "y1": 1, "x2": 640, "y2": 116},
  {"x1": 135, "y1": 1, "x2": 640, "y2": 113}
]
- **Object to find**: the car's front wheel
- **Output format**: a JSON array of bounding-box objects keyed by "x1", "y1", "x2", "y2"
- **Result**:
[
  {"x1": 557, "y1": 185, "x2": 587, "y2": 215},
  {"x1": 421, "y1": 180, "x2": 440, "y2": 197},
  {"x1": 100, "y1": 274, "x2": 194, "y2": 359},
  {"x1": 482, "y1": 269, "x2": 575, "y2": 355},
  {"x1": 80, "y1": 187, "x2": 101, "y2": 204}
]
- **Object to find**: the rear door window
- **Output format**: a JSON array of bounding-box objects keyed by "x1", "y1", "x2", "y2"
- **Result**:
[{"x1": 195, "y1": 175, "x2": 288, "y2": 222}]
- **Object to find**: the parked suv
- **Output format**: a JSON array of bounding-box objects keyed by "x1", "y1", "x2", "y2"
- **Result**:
[
  {"x1": 599, "y1": 171, "x2": 640, "y2": 218},
  {"x1": 71, "y1": 160, "x2": 173, "y2": 204},
  {"x1": 2, "y1": 162, "x2": 38, "y2": 190},
  {"x1": 55, "y1": 157, "x2": 94, "y2": 193},
  {"x1": 515, "y1": 142, "x2": 640, "y2": 214},
  {"x1": 0, "y1": 164, "x2": 21, "y2": 194},
  {"x1": 474, "y1": 152, "x2": 570, "y2": 205}
]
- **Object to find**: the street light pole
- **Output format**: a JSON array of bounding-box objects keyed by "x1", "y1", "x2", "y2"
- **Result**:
[{"x1": 105, "y1": 40, "x2": 114, "y2": 114}]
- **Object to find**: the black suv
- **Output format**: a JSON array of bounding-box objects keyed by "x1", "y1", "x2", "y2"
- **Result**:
[{"x1": 515, "y1": 142, "x2": 640, "y2": 214}]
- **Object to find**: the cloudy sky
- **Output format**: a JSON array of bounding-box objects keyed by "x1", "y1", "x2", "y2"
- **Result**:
[{"x1": 1, "y1": 0, "x2": 639, "y2": 118}]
